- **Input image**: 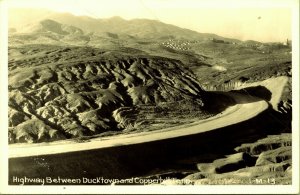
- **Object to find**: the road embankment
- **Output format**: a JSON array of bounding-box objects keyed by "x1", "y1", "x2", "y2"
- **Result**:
[{"x1": 9, "y1": 93, "x2": 281, "y2": 185}]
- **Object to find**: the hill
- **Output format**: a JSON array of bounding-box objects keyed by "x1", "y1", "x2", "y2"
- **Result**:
[
  {"x1": 9, "y1": 8, "x2": 238, "y2": 42},
  {"x1": 8, "y1": 45, "x2": 222, "y2": 143}
]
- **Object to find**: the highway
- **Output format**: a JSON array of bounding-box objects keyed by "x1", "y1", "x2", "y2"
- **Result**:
[{"x1": 9, "y1": 92, "x2": 269, "y2": 158}]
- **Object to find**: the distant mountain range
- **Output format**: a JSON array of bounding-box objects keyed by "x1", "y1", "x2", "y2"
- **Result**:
[{"x1": 9, "y1": 8, "x2": 240, "y2": 43}]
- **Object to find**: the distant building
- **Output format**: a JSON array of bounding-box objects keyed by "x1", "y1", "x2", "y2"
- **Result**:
[{"x1": 283, "y1": 38, "x2": 292, "y2": 47}]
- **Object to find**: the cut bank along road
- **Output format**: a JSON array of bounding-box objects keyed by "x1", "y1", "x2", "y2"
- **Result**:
[{"x1": 9, "y1": 92, "x2": 269, "y2": 158}]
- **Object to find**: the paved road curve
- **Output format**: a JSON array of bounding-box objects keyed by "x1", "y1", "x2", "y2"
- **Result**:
[{"x1": 9, "y1": 92, "x2": 269, "y2": 158}]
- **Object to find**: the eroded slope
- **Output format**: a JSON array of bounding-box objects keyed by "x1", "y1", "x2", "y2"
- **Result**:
[{"x1": 8, "y1": 45, "x2": 210, "y2": 143}]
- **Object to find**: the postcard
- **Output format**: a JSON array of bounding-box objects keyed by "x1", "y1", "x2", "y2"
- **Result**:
[{"x1": 0, "y1": 0, "x2": 299, "y2": 194}]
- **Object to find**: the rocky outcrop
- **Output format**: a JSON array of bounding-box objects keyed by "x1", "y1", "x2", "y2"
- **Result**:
[
  {"x1": 235, "y1": 134, "x2": 292, "y2": 155},
  {"x1": 255, "y1": 146, "x2": 292, "y2": 166},
  {"x1": 196, "y1": 152, "x2": 256, "y2": 174},
  {"x1": 160, "y1": 133, "x2": 292, "y2": 185}
]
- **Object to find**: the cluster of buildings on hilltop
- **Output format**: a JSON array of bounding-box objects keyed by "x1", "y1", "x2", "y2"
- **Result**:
[{"x1": 161, "y1": 39, "x2": 192, "y2": 51}]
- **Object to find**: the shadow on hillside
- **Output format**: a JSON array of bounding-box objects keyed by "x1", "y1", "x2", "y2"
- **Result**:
[
  {"x1": 202, "y1": 91, "x2": 236, "y2": 114},
  {"x1": 203, "y1": 85, "x2": 272, "y2": 114},
  {"x1": 232, "y1": 85, "x2": 272, "y2": 102}
]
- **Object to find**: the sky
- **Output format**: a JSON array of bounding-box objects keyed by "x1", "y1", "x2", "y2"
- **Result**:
[{"x1": 7, "y1": 0, "x2": 295, "y2": 42}]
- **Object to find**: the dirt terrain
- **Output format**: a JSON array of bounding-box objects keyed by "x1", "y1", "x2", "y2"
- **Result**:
[
  {"x1": 9, "y1": 45, "x2": 218, "y2": 143},
  {"x1": 9, "y1": 92, "x2": 268, "y2": 158},
  {"x1": 8, "y1": 9, "x2": 292, "y2": 185}
]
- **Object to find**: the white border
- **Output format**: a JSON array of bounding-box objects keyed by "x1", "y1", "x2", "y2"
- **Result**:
[
  {"x1": 0, "y1": 0, "x2": 9, "y2": 193},
  {"x1": 291, "y1": 0, "x2": 300, "y2": 193},
  {"x1": 0, "y1": 0, "x2": 299, "y2": 194}
]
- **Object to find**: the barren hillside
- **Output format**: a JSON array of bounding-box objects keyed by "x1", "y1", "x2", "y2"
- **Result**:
[{"x1": 8, "y1": 45, "x2": 215, "y2": 143}]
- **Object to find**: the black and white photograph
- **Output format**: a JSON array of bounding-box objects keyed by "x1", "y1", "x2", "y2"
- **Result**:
[{"x1": 0, "y1": 0, "x2": 299, "y2": 194}]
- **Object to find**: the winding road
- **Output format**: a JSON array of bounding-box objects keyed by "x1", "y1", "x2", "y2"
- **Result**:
[{"x1": 9, "y1": 92, "x2": 269, "y2": 158}]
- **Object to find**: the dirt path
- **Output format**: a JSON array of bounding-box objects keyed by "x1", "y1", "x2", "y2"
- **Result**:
[{"x1": 9, "y1": 92, "x2": 268, "y2": 158}]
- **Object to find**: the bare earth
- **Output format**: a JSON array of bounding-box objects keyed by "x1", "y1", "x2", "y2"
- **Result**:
[{"x1": 9, "y1": 92, "x2": 268, "y2": 158}]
